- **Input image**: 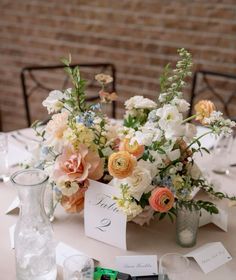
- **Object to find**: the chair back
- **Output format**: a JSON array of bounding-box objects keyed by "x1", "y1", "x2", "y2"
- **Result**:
[
  {"x1": 189, "y1": 70, "x2": 236, "y2": 120},
  {"x1": 20, "y1": 63, "x2": 116, "y2": 126}
]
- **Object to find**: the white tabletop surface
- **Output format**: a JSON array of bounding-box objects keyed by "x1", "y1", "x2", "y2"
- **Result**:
[{"x1": 1, "y1": 128, "x2": 236, "y2": 279}]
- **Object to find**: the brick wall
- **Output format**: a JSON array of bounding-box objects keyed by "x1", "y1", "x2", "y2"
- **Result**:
[{"x1": 0, "y1": 0, "x2": 236, "y2": 131}]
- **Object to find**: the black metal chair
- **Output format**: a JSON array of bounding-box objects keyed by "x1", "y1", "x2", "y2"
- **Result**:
[
  {"x1": 189, "y1": 70, "x2": 236, "y2": 120},
  {"x1": 20, "y1": 63, "x2": 116, "y2": 126}
]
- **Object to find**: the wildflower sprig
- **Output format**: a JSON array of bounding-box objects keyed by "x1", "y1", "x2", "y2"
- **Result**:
[{"x1": 159, "y1": 48, "x2": 192, "y2": 105}]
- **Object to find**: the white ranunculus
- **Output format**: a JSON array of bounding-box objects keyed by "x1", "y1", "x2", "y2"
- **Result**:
[
  {"x1": 42, "y1": 90, "x2": 64, "y2": 113},
  {"x1": 125, "y1": 96, "x2": 157, "y2": 111},
  {"x1": 172, "y1": 98, "x2": 190, "y2": 113},
  {"x1": 132, "y1": 130, "x2": 153, "y2": 146},
  {"x1": 120, "y1": 161, "x2": 153, "y2": 201}
]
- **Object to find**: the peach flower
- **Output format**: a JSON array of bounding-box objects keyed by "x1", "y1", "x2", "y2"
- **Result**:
[
  {"x1": 45, "y1": 111, "x2": 68, "y2": 140},
  {"x1": 149, "y1": 187, "x2": 175, "y2": 213},
  {"x1": 194, "y1": 100, "x2": 216, "y2": 124},
  {"x1": 53, "y1": 144, "x2": 104, "y2": 184},
  {"x1": 99, "y1": 90, "x2": 118, "y2": 103},
  {"x1": 60, "y1": 180, "x2": 88, "y2": 213},
  {"x1": 108, "y1": 151, "x2": 136, "y2": 179},
  {"x1": 119, "y1": 138, "x2": 144, "y2": 158}
]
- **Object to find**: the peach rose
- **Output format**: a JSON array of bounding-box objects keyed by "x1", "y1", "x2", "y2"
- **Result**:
[
  {"x1": 53, "y1": 144, "x2": 104, "y2": 183},
  {"x1": 194, "y1": 100, "x2": 215, "y2": 124},
  {"x1": 149, "y1": 187, "x2": 175, "y2": 213},
  {"x1": 108, "y1": 151, "x2": 136, "y2": 179},
  {"x1": 119, "y1": 138, "x2": 144, "y2": 158},
  {"x1": 61, "y1": 181, "x2": 88, "y2": 213}
]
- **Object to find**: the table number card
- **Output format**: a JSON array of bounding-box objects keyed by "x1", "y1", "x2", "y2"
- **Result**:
[
  {"x1": 116, "y1": 255, "x2": 158, "y2": 276},
  {"x1": 199, "y1": 208, "x2": 228, "y2": 232},
  {"x1": 84, "y1": 180, "x2": 127, "y2": 250},
  {"x1": 185, "y1": 242, "x2": 232, "y2": 274},
  {"x1": 5, "y1": 197, "x2": 20, "y2": 215}
]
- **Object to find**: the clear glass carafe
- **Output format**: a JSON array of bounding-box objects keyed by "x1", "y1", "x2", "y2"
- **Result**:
[{"x1": 11, "y1": 169, "x2": 57, "y2": 280}]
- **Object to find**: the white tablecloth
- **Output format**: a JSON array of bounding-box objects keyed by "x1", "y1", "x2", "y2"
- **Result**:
[{"x1": 1, "y1": 128, "x2": 236, "y2": 279}]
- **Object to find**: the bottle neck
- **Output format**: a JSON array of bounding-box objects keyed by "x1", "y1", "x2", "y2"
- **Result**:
[{"x1": 17, "y1": 184, "x2": 46, "y2": 217}]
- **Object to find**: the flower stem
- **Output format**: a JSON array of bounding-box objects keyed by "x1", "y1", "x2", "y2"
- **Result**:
[{"x1": 182, "y1": 114, "x2": 197, "y2": 124}]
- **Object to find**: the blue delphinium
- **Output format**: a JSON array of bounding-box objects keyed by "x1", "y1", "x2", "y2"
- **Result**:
[{"x1": 76, "y1": 111, "x2": 95, "y2": 127}]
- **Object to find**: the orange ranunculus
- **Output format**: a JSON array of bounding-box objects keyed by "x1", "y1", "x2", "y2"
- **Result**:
[
  {"x1": 149, "y1": 187, "x2": 174, "y2": 213},
  {"x1": 119, "y1": 138, "x2": 144, "y2": 158},
  {"x1": 108, "y1": 151, "x2": 136, "y2": 179},
  {"x1": 60, "y1": 181, "x2": 88, "y2": 213},
  {"x1": 194, "y1": 100, "x2": 215, "y2": 124}
]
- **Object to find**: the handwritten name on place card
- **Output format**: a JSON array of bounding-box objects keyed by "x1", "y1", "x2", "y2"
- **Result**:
[
  {"x1": 84, "y1": 180, "x2": 127, "y2": 250},
  {"x1": 116, "y1": 255, "x2": 158, "y2": 276},
  {"x1": 185, "y1": 242, "x2": 232, "y2": 274}
]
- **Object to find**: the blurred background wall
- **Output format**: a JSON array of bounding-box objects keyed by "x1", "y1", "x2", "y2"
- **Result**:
[{"x1": 0, "y1": 0, "x2": 236, "y2": 131}]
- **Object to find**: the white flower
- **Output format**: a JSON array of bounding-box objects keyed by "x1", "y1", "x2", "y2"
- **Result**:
[
  {"x1": 187, "y1": 163, "x2": 201, "y2": 180},
  {"x1": 156, "y1": 104, "x2": 183, "y2": 139},
  {"x1": 122, "y1": 200, "x2": 143, "y2": 220},
  {"x1": 125, "y1": 96, "x2": 157, "y2": 111},
  {"x1": 42, "y1": 90, "x2": 64, "y2": 113},
  {"x1": 56, "y1": 177, "x2": 79, "y2": 196},
  {"x1": 167, "y1": 149, "x2": 180, "y2": 161},
  {"x1": 115, "y1": 160, "x2": 153, "y2": 201},
  {"x1": 172, "y1": 98, "x2": 190, "y2": 113},
  {"x1": 156, "y1": 104, "x2": 183, "y2": 129},
  {"x1": 131, "y1": 206, "x2": 154, "y2": 226}
]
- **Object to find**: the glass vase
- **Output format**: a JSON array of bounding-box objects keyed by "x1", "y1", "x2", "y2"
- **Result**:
[
  {"x1": 11, "y1": 169, "x2": 57, "y2": 280},
  {"x1": 176, "y1": 205, "x2": 200, "y2": 248}
]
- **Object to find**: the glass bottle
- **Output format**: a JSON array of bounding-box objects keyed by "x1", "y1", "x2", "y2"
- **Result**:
[
  {"x1": 176, "y1": 205, "x2": 200, "y2": 248},
  {"x1": 11, "y1": 169, "x2": 57, "y2": 280}
]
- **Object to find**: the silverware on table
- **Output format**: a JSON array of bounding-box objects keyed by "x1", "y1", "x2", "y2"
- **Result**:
[
  {"x1": 16, "y1": 131, "x2": 40, "y2": 142},
  {"x1": 11, "y1": 134, "x2": 29, "y2": 151}
]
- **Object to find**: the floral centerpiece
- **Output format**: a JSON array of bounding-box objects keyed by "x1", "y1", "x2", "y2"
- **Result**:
[
  {"x1": 33, "y1": 56, "x2": 120, "y2": 213},
  {"x1": 108, "y1": 49, "x2": 236, "y2": 230},
  {"x1": 35, "y1": 49, "x2": 235, "y2": 240}
]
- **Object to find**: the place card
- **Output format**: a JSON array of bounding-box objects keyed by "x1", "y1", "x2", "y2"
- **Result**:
[
  {"x1": 199, "y1": 208, "x2": 228, "y2": 232},
  {"x1": 116, "y1": 255, "x2": 158, "y2": 276},
  {"x1": 56, "y1": 242, "x2": 98, "y2": 266},
  {"x1": 84, "y1": 180, "x2": 127, "y2": 250},
  {"x1": 5, "y1": 197, "x2": 20, "y2": 215},
  {"x1": 185, "y1": 242, "x2": 232, "y2": 274},
  {"x1": 9, "y1": 224, "x2": 16, "y2": 249}
]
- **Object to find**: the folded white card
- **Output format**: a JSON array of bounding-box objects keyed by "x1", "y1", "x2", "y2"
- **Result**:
[
  {"x1": 5, "y1": 197, "x2": 20, "y2": 215},
  {"x1": 84, "y1": 180, "x2": 127, "y2": 250},
  {"x1": 199, "y1": 208, "x2": 228, "y2": 232},
  {"x1": 56, "y1": 242, "x2": 98, "y2": 266},
  {"x1": 185, "y1": 242, "x2": 232, "y2": 274},
  {"x1": 116, "y1": 255, "x2": 158, "y2": 276},
  {"x1": 9, "y1": 224, "x2": 16, "y2": 249}
]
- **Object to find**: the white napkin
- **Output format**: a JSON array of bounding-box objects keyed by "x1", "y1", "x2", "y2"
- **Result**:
[{"x1": 8, "y1": 144, "x2": 31, "y2": 166}]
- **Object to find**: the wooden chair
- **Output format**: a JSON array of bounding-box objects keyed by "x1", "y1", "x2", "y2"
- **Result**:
[
  {"x1": 20, "y1": 63, "x2": 116, "y2": 126},
  {"x1": 189, "y1": 70, "x2": 236, "y2": 120}
]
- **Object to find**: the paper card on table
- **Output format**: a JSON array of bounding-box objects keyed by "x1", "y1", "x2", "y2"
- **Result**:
[
  {"x1": 5, "y1": 197, "x2": 20, "y2": 215},
  {"x1": 199, "y1": 208, "x2": 228, "y2": 232},
  {"x1": 185, "y1": 242, "x2": 232, "y2": 274},
  {"x1": 84, "y1": 180, "x2": 127, "y2": 250},
  {"x1": 56, "y1": 242, "x2": 98, "y2": 266},
  {"x1": 9, "y1": 224, "x2": 16, "y2": 249},
  {"x1": 116, "y1": 255, "x2": 158, "y2": 276},
  {"x1": 8, "y1": 143, "x2": 31, "y2": 166}
]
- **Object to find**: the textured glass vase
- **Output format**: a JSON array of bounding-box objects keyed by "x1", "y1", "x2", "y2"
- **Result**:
[
  {"x1": 176, "y1": 206, "x2": 200, "y2": 248},
  {"x1": 11, "y1": 169, "x2": 57, "y2": 280}
]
